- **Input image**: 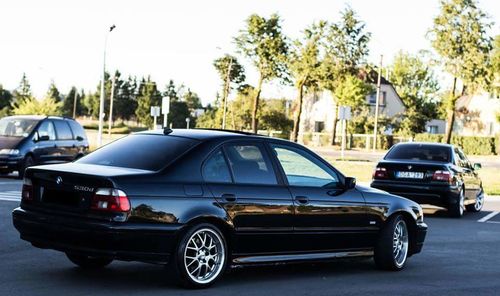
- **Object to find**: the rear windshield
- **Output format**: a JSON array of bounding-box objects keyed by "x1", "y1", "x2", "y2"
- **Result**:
[
  {"x1": 385, "y1": 144, "x2": 451, "y2": 162},
  {"x1": 77, "y1": 134, "x2": 198, "y2": 171}
]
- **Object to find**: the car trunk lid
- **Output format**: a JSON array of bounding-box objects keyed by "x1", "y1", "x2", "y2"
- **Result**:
[{"x1": 374, "y1": 160, "x2": 449, "y2": 183}]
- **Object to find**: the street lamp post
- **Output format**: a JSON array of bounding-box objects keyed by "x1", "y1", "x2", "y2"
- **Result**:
[
  {"x1": 373, "y1": 54, "x2": 383, "y2": 152},
  {"x1": 97, "y1": 24, "x2": 116, "y2": 147}
]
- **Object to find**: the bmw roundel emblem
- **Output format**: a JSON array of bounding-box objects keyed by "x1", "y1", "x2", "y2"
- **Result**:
[
  {"x1": 407, "y1": 165, "x2": 413, "y2": 170},
  {"x1": 56, "y1": 176, "x2": 63, "y2": 185}
]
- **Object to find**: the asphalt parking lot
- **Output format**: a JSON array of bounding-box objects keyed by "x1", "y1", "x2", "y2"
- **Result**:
[{"x1": 1, "y1": 176, "x2": 500, "y2": 296}]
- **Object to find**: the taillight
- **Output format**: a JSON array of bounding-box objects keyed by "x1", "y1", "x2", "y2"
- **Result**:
[
  {"x1": 432, "y1": 170, "x2": 453, "y2": 183},
  {"x1": 91, "y1": 188, "x2": 130, "y2": 212},
  {"x1": 373, "y1": 167, "x2": 388, "y2": 179},
  {"x1": 21, "y1": 178, "x2": 34, "y2": 202}
]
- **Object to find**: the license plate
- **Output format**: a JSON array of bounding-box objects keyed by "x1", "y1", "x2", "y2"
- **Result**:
[{"x1": 395, "y1": 171, "x2": 424, "y2": 179}]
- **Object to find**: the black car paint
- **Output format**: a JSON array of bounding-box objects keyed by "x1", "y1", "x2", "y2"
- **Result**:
[
  {"x1": 0, "y1": 116, "x2": 88, "y2": 174},
  {"x1": 12, "y1": 130, "x2": 426, "y2": 266},
  {"x1": 371, "y1": 143, "x2": 482, "y2": 209}
]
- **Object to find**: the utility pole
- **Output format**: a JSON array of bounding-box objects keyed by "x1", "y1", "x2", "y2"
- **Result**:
[
  {"x1": 72, "y1": 90, "x2": 78, "y2": 118},
  {"x1": 222, "y1": 57, "x2": 233, "y2": 130},
  {"x1": 97, "y1": 24, "x2": 116, "y2": 147},
  {"x1": 108, "y1": 75, "x2": 116, "y2": 137},
  {"x1": 373, "y1": 54, "x2": 383, "y2": 152}
]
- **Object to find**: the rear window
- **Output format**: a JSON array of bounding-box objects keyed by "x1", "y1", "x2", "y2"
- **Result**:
[
  {"x1": 385, "y1": 144, "x2": 451, "y2": 162},
  {"x1": 77, "y1": 134, "x2": 198, "y2": 171}
]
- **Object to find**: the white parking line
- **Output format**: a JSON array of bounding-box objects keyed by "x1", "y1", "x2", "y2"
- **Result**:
[
  {"x1": 478, "y1": 211, "x2": 500, "y2": 223},
  {"x1": 0, "y1": 191, "x2": 21, "y2": 202}
]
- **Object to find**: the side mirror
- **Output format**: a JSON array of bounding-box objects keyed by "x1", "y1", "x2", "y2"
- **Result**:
[
  {"x1": 76, "y1": 136, "x2": 84, "y2": 141},
  {"x1": 344, "y1": 177, "x2": 357, "y2": 189},
  {"x1": 38, "y1": 135, "x2": 50, "y2": 141},
  {"x1": 473, "y1": 163, "x2": 482, "y2": 170}
]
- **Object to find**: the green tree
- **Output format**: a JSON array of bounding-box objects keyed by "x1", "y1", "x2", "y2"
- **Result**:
[
  {"x1": 213, "y1": 54, "x2": 246, "y2": 128},
  {"x1": 135, "y1": 77, "x2": 162, "y2": 128},
  {"x1": 259, "y1": 99, "x2": 293, "y2": 134},
  {"x1": 490, "y1": 35, "x2": 500, "y2": 95},
  {"x1": 428, "y1": 0, "x2": 493, "y2": 143},
  {"x1": 12, "y1": 73, "x2": 32, "y2": 104},
  {"x1": 195, "y1": 104, "x2": 220, "y2": 129},
  {"x1": 322, "y1": 7, "x2": 371, "y2": 144},
  {"x1": 114, "y1": 76, "x2": 138, "y2": 121},
  {"x1": 61, "y1": 87, "x2": 85, "y2": 117},
  {"x1": 0, "y1": 84, "x2": 13, "y2": 116},
  {"x1": 333, "y1": 74, "x2": 372, "y2": 112},
  {"x1": 288, "y1": 21, "x2": 325, "y2": 142},
  {"x1": 46, "y1": 81, "x2": 62, "y2": 102},
  {"x1": 389, "y1": 51, "x2": 440, "y2": 136},
  {"x1": 12, "y1": 97, "x2": 62, "y2": 116},
  {"x1": 235, "y1": 13, "x2": 289, "y2": 133},
  {"x1": 182, "y1": 88, "x2": 202, "y2": 111}
]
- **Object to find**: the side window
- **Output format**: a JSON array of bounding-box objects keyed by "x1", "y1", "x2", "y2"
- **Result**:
[
  {"x1": 53, "y1": 120, "x2": 73, "y2": 140},
  {"x1": 271, "y1": 144, "x2": 339, "y2": 188},
  {"x1": 203, "y1": 149, "x2": 232, "y2": 183},
  {"x1": 224, "y1": 144, "x2": 277, "y2": 185},
  {"x1": 68, "y1": 120, "x2": 86, "y2": 140},
  {"x1": 37, "y1": 121, "x2": 56, "y2": 140},
  {"x1": 456, "y1": 148, "x2": 471, "y2": 168}
]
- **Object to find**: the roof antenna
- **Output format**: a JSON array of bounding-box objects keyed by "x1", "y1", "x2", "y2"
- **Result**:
[{"x1": 163, "y1": 127, "x2": 173, "y2": 135}]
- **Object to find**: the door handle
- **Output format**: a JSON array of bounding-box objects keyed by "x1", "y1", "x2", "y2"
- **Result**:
[
  {"x1": 221, "y1": 194, "x2": 237, "y2": 202},
  {"x1": 295, "y1": 196, "x2": 309, "y2": 204}
]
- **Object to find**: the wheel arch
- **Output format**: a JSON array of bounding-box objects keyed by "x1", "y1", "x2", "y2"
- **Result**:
[
  {"x1": 180, "y1": 215, "x2": 235, "y2": 254},
  {"x1": 386, "y1": 210, "x2": 418, "y2": 256}
]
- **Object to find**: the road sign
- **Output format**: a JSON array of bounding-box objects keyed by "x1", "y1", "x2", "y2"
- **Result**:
[
  {"x1": 162, "y1": 97, "x2": 170, "y2": 114},
  {"x1": 338, "y1": 106, "x2": 351, "y2": 120},
  {"x1": 150, "y1": 106, "x2": 160, "y2": 117}
]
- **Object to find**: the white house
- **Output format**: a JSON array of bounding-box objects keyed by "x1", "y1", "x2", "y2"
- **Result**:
[{"x1": 454, "y1": 92, "x2": 500, "y2": 136}]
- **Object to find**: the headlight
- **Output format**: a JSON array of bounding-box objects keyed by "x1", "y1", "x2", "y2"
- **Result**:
[{"x1": 0, "y1": 149, "x2": 20, "y2": 155}]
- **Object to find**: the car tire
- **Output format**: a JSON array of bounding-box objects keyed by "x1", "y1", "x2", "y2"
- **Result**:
[
  {"x1": 18, "y1": 155, "x2": 34, "y2": 179},
  {"x1": 170, "y1": 223, "x2": 228, "y2": 289},
  {"x1": 374, "y1": 214, "x2": 409, "y2": 271},
  {"x1": 449, "y1": 189, "x2": 465, "y2": 218},
  {"x1": 466, "y1": 187, "x2": 484, "y2": 213},
  {"x1": 66, "y1": 253, "x2": 113, "y2": 269}
]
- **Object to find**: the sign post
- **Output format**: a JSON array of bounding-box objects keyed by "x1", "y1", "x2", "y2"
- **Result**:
[
  {"x1": 338, "y1": 106, "x2": 352, "y2": 160},
  {"x1": 162, "y1": 97, "x2": 170, "y2": 128},
  {"x1": 150, "y1": 106, "x2": 160, "y2": 129}
]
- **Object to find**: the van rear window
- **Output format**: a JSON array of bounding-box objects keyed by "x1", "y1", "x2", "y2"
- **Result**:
[{"x1": 77, "y1": 134, "x2": 198, "y2": 171}]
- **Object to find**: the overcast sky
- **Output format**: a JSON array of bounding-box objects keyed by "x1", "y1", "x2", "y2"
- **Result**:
[{"x1": 0, "y1": 0, "x2": 498, "y2": 104}]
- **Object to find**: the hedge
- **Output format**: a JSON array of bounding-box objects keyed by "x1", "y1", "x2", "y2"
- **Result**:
[{"x1": 414, "y1": 134, "x2": 497, "y2": 155}]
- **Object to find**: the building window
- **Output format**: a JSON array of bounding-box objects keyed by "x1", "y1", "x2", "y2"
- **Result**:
[
  {"x1": 314, "y1": 121, "x2": 325, "y2": 132},
  {"x1": 427, "y1": 125, "x2": 439, "y2": 134},
  {"x1": 368, "y1": 91, "x2": 386, "y2": 106}
]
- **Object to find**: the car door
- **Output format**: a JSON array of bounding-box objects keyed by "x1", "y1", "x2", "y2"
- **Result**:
[
  {"x1": 33, "y1": 120, "x2": 58, "y2": 164},
  {"x1": 455, "y1": 148, "x2": 481, "y2": 199},
  {"x1": 53, "y1": 120, "x2": 77, "y2": 161},
  {"x1": 204, "y1": 141, "x2": 295, "y2": 255},
  {"x1": 268, "y1": 143, "x2": 369, "y2": 252}
]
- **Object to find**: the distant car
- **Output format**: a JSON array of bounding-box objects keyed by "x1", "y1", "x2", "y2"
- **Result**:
[
  {"x1": 371, "y1": 142, "x2": 483, "y2": 218},
  {"x1": 13, "y1": 129, "x2": 426, "y2": 288},
  {"x1": 0, "y1": 115, "x2": 88, "y2": 178}
]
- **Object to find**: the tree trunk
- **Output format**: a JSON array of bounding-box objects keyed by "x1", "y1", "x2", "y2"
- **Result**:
[
  {"x1": 252, "y1": 76, "x2": 263, "y2": 134},
  {"x1": 444, "y1": 77, "x2": 457, "y2": 144},
  {"x1": 331, "y1": 103, "x2": 339, "y2": 145},
  {"x1": 291, "y1": 82, "x2": 305, "y2": 142}
]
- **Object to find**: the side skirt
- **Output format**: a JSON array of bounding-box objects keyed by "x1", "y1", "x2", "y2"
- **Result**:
[{"x1": 231, "y1": 250, "x2": 373, "y2": 266}]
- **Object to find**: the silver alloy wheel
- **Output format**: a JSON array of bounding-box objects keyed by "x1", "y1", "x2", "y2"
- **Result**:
[
  {"x1": 459, "y1": 190, "x2": 465, "y2": 215},
  {"x1": 393, "y1": 220, "x2": 409, "y2": 268},
  {"x1": 474, "y1": 190, "x2": 484, "y2": 211},
  {"x1": 183, "y1": 228, "x2": 225, "y2": 285}
]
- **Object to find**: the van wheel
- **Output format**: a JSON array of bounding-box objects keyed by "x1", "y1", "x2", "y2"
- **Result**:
[
  {"x1": 171, "y1": 223, "x2": 228, "y2": 288},
  {"x1": 66, "y1": 253, "x2": 113, "y2": 269},
  {"x1": 374, "y1": 214, "x2": 409, "y2": 271},
  {"x1": 18, "y1": 155, "x2": 34, "y2": 179}
]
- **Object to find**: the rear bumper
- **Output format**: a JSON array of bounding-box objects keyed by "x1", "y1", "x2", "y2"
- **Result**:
[
  {"x1": 12, "y1": 207, "x2": 183, "y2": 264},
  {"x1": 371, "y1": 181, "x2": 460, "y2": 208}
]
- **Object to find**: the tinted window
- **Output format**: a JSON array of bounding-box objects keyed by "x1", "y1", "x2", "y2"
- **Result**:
[
  {"x1": 78, "y1": 134, "x2": 198, "y2": 171},
  {"x1": 454, "y1": 148, "x2": 471, "y2": 168},
  {"x1": 271, "y1": 144, "x2": 339, "y2": 188},
  {"x1": 203, "y1": 149, "x2": 232, "y2": 183},
  {"x1": 37, "y1": 121, "x2": 56, "y2": 140},
  {"x1": 67, "y1": 120, "x2": 86, "y2": 140},
  {"x1": 385, "y1": 144, "x2": 451, "y2": 162},
  {"x1": 53, "y1": 120, "x2": 73, "y2": 140},
  {"x1": 224, "y1": 144, "x2": 277, "y2": 185},
  {"x1": 0, "y1": 117, "x2": 39, "y2": 137}
]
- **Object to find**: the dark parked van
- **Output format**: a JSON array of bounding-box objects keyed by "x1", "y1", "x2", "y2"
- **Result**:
[{"x1": 0, "y1": 115, "x2": 89, "y2": 177}]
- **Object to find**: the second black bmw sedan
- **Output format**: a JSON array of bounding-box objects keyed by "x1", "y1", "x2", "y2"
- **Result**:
[
  {"x1": 371, "y1": 142, "x2": 484, "y2": 218},
  {"x1": 13, "y1": 129, "x2": 427, "y2": 288}
]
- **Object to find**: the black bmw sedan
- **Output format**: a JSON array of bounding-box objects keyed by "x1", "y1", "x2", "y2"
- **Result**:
[
  {"x1": 371, "y1": 142, "x2": 484, "y2": 218},
  {"x1": 13, "y1": 129, "x2": 427, "y2": 288}
]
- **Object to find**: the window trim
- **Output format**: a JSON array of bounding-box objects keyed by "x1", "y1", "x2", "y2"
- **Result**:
[{"x1": 268, "y1": 142, "x2": 342, "y2": 189}]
